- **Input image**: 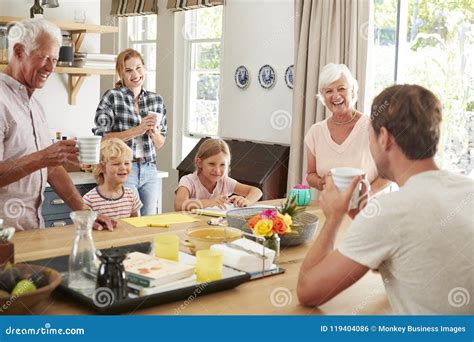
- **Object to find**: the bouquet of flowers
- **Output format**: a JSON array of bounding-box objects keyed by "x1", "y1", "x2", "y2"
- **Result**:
[
  {"x1": 247, "y1": 209, "x2": 292, "y2": 237},
  {"x1": 246, "y1": 196, "x2": 304, "y2": 238}
]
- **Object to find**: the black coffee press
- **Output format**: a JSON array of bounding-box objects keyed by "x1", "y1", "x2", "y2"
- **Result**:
[{"x1": 96, "y1": 249, "x2": 128, "y2": 302}]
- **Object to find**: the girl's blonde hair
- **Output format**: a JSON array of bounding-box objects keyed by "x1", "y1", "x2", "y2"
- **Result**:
[
  {"x1": 114, "y1": 48, "x2": 145, "y2": 89},
  {"x1": 93, "y1": 138, "x2": 133, "y2": 185},
  {"x1": 194, "y1": 138, "x2": 231, "y2": 172}
]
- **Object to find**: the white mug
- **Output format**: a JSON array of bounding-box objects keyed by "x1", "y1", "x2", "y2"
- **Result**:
[
  {"x1": 77, "y1": 136, "x2": 102, "y2": 165},
  {"x1": 148, "y1": 111, "x2": 164, "y2": 126},
  {"x1": 330, "y1": 167, "x2": 370, "y2": 209}
]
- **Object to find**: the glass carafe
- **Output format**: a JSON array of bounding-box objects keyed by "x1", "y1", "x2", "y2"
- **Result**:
[{"x1": 68, "y1": 210, "x2": 98, "y2": 292}]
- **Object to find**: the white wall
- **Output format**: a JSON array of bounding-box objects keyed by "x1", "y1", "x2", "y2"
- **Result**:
[
  {"x1": 174, "y1": 0, "x2": 295, "y2": 161},
  {"x1": 219, "y1": 0, "x2": 294, "y2": 144},
  {"x1": 100, "y1": 0, "x2": 117, "y2": 96},
  {"x1": 1, "y1": 0, "x2": 103, "y2": 140},
  {"x1": 155, "y1": 0, "x2": 178, "y2": 213}
]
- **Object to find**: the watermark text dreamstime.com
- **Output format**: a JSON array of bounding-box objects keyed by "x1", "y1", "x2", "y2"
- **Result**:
[
  {"x1": 174, "y1": 281, "x2": 209, "y2": 314},
  {"x1": 4, "y1": 323, "x2": 85, "y2": 336}
]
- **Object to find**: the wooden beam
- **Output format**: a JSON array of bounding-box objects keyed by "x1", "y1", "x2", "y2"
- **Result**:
[
  {"x1": 68, "y1": 75, "x2": 87, "y2": 105},
  {"x1": 72, "y1": 32, "x2": 86, "y2": 52}
]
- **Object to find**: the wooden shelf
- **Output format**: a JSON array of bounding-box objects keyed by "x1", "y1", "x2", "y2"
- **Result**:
[
  {"x1": 55, "y1": 66, "x2": 115, "y2": 75},
  {"x1": 0, "y1": 16, "x2": 118, "y2": 34},
  {"x1": 0, "y1": 17, "x2": 117, "y2": 105},
  {"x1": 0, "y1": 64, "x2": 114, "y2": 75}
]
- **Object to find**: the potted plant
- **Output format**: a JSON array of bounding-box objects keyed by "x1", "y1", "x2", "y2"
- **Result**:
[{"x1": 289, "y1": 183, "x2": 312, "y2": 206}]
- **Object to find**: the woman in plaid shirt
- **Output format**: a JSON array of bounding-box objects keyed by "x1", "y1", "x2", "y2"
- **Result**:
[{"x1": 93, "y1": 48, "x2": 167, "y2": 216}]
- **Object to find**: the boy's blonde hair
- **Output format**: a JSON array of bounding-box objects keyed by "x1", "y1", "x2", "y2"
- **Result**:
[
  {"x1": 194, "y1": 138, "x2": 231, "y2": 172},
  {"x1": 93, "y1": 138, "x2": 133, "y2": 185}
]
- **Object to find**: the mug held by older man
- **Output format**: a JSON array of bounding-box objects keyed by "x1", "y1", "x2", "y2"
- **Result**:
[
  {"x1": 330, "y1": 167, "x2": 370, "y2": 209},
  {"x1": 77, "y1": 136, "x2": 101, "y2": 165}
]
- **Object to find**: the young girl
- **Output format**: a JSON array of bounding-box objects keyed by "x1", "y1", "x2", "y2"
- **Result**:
[
  {"x1": 83, "y1": 138, "x2": 142, "y2": 222},
  {"x1": 174, "y1": 138, "x2": 263, "y2": 211}
]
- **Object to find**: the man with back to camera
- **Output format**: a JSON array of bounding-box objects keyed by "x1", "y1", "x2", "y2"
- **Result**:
[
  {"x1": 0, "y1": 18, "x2": 116, "y2": 231},
  {"x1": 297, "y1": 84, "x2": 473, "y2": 314}
]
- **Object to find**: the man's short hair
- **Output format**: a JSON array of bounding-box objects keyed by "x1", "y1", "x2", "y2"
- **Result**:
[
  {"x1": 7, "y1": 18, "x2": 61, "y2": 61},
  {"x1": 370, "y1": 84, "x2": 443, "y2": 160}
]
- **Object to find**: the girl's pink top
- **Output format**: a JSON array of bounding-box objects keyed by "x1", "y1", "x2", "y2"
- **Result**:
[{"x1": 176, "y1": 171, "x2": 237, "y2": 199}]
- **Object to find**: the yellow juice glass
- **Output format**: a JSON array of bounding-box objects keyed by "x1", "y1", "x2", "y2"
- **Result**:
[
  {"x1": 154, "y1": 234, "x2": 179, "y2": 261},
  {"x1": 195, "y1": 250, "x2": 223, "y2": 283}
]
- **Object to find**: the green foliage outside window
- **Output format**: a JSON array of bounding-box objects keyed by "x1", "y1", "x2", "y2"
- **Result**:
[{"x1": 373, "y1": 0, "x2": 473, "y2": 172}]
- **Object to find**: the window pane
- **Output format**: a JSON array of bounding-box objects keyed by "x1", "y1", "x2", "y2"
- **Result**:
[
  {"x1": 145, "y1": 72, "x2": 156, "y2": 92},
  {"x1": 184, "y1": 6, "x2": 223, "y2": 137},
  {"x1": 188, "y1": 72, "x2": 219, "y2": 135},
  {"x1": 132, "y1": 43, "x2": 156, "y2": 70},
  {"x1": 400, "y1": 0, "x2": 473, "y2": 173},
  {"x1": 129, "y1": 15, "x2": 156, "y2": 41},
  {"x1": 184, "y1": 7, "x2": 223, "y2": 40},
  {"x1": 372, "y1": 0, "x2": 397, "y2": 95},
  {"x1": 192, "y1": 42, "x2": 221, "y2": 70}
]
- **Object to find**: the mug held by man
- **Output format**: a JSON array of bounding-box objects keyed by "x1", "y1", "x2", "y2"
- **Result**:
[
  {"x1": 77, "y1": 136, "x2": 102, "y2": 165},
  {"x1": 330, "y1": 167, "x2": 370, "y2": 209}
]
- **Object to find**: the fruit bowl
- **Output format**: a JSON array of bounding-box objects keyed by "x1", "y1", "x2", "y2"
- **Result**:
[{"x1": 0, "y1": 263, "x2": 62, "y2": 315}]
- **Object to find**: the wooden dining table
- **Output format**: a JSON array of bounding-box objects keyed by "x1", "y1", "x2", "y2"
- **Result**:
[{"x1": 11, "y1": 200, "x2": 391, "y2": 315}]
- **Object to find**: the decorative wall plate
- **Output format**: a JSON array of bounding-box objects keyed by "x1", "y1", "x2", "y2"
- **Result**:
[
  {"x1": 285, "y1": 65, "x2": 294, "y2": 89},
  {"x1": 258, "y1": 65, "x2": 276, "y2": 89},
  {"x1": 234, "y1": 65, "x2": 250, "y2": 89}
]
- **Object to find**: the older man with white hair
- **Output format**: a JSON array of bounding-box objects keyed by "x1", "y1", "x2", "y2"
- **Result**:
[{"x1": 0, "y1": 18, "x2": 116, "y2": 231}]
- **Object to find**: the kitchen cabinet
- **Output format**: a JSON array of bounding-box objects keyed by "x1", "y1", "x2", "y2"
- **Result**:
[
  {"x1": 43, "y1": 183, "x2": 96, "y2": 227},
  {"x1": 42, "y1": 170, "x2": 169, "y2": 226},
  {"x1": 0, "y1": 16, "x2": 117, "y2": 105}
]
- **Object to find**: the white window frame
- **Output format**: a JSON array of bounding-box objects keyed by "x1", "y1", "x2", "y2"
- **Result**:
[{"x1": 182, "y1": 9, "x2": 224, "y2": 138}]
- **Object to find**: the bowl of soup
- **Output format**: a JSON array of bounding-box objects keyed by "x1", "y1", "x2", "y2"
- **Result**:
[{"x1": 182, "y1": 227, "x2": 242, "y2": 254}]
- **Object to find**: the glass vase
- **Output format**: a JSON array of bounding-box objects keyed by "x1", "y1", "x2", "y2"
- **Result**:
[
  {"x1": 264, "y1": 234, "x2": 280, "y2": 263},
  {"x1": 68, "y1": 210, "x2": 98, "y2": 293}
]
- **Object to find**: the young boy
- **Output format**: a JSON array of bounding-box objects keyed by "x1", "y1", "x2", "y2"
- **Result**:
[{"x1": 83, "y1": 138, "x2": 142, "y2": 222}]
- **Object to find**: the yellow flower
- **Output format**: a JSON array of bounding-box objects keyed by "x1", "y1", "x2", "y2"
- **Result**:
[
  {"x1": 277, "y1": 213, "x2": 293, "y2": 226},
  {"x1": 253, "y1": 219, "x2": 273, "y2": 237}
]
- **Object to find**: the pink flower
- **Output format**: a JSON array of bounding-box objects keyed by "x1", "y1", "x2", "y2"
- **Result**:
[
  {"x1": 260, "y1": 209, "x2": 277, "y2": 220},
  {"x1": 294, "y1": 183, "x2": 310, "y2": 189}
]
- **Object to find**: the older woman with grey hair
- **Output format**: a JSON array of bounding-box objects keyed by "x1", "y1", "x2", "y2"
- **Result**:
[{"x1": 304, "y1": 63, "x2": 389, "y2": 193}]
